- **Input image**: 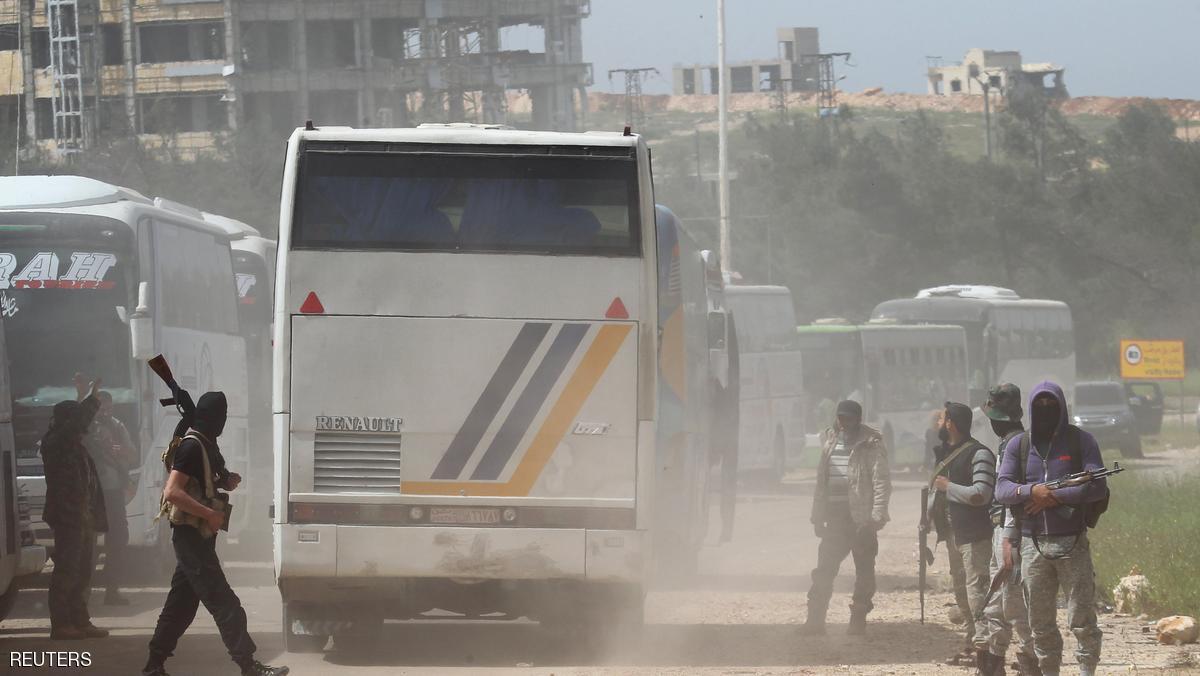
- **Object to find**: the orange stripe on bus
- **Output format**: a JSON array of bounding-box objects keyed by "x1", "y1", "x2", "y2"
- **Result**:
[{"x1": 400, "y1": 323, "x2": 633, "y2": 497}]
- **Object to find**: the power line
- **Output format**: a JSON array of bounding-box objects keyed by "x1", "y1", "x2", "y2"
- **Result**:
[
  {"x1": 607, "y1": 67, "x2": 657, "y2": 131},
  {"x1": 801, "y1": 52, "x2": 851, "y2": 118}
]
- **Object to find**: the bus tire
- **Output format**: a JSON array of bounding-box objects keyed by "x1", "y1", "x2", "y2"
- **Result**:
[
  {"x1": 283, "y1": 603, "x2": 328, "y2": 654},
  {"x1": 1119, "y1": 434, "x2": 1144, "y2": 459},
  {"x1": 0, "y1": 581, "x2": 18, "y2": 623}
]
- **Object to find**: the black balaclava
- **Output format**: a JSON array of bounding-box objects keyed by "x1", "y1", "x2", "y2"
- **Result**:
[
  {"x1": 990, "y1": 418, "x2": 1023, "y2": 440},
  {"x1": 193, "y1": 391, "x2": 228, "y2": 439},
  {"x1": 1030, "y1": 393, "x2": 1060, "y2": 441}
]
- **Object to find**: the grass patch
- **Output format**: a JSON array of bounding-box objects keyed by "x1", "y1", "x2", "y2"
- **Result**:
[{"x1": 1090, "y1": 466, "x2": 1200, "y2": 617}]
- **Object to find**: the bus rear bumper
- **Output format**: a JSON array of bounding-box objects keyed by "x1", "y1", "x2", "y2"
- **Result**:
[{"x1": 275, "y1": 523, "x2": 646, "y2": 589}]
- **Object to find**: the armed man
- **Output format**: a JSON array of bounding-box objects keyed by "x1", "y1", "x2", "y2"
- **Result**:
[
  {"x1": 927, "y1": 402, "x2": 995, "y2": 666},
  {"x1": 801, "y1": 400, "x2": 891, "y2": 636},
  {"x1": 978, "y1": 384, "x2": 1038, "y2": 676},
  {"x1": 997, "y1": 382, "x2": 1108, "y2": 676},
  {"x1": 142, "y1": 389, "x2": 288, "y2": 676}
]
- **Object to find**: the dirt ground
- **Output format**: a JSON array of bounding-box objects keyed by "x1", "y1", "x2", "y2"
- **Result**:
[{"x1": 2, "y1": 467, "x2": 1197, "y2": 675}]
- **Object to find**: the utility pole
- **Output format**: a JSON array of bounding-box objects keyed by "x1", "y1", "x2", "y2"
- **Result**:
[
  {"x1": 717, "y1": 0, "x2": 730, "y2": 275},
  {"x1": 982, "y1": 80, "x2": 993, "y2": 160},
  {"x1": 607, "y1": 67, "x2": 658, "y2": 131},
  {"x1": 802, "y1": 52, "x2": 851, "y2": 118}
]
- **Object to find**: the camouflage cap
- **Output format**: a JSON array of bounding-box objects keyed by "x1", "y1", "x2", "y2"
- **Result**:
[{"x1": 982, "y1": 383, "x2": 1023, "y2": 422}]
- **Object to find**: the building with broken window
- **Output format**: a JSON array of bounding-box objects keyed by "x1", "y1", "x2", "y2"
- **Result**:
[
  {"x1": 927, "y1": 48, "x2": 1066, "y2": 98},
  {"x1": 672, "y1": 27, "x2": 820, "y2": 96},
  {"x1": 0, "y1": 0, "x2": 592, "y2": 159}
]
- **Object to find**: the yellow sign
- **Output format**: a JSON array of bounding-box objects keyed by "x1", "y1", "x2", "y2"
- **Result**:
[{"x1": 1120, "y1": 340, "x2": 1185, "y2": 380}]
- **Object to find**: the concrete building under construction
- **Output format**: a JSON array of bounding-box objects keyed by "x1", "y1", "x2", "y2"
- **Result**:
[{"x1": 0, "y1": 0, "x2": 592, "y2": 158}]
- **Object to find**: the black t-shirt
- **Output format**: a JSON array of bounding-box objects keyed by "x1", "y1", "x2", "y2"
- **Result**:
[{"x1": 172, "y1": 437, "x2": 227, "y2": 485}]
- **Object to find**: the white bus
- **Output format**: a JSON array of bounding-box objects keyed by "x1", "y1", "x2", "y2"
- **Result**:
[
  {"x1": 723, "y1": 285, "x2": 805, "y2": 481},
  {"x1": 795, "y1": 322, "x2": 969, "y2": 468},
  {"x1": 0, "y1": 317, "x2": 47, "y2": 622},
  {"x1": 273, "y1": 124, "x2": 721, "y2": 651},
  {"x1": 872, "y1": 285, "x2": 1075, "y2": 408},
  {"x1": 0, "y1": 176, "x2": 257, "y2": 565}
]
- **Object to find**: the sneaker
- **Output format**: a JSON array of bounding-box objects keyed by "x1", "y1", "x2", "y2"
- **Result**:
[
  {"x1": 240, "y1": 660, "x2": 290, "y2": 676},
  {"x1": 104, "y1": 591, "x2": 131, "y2": 606},
  {"x1": 80, "y1": 623, "x2": 110, "y2": 638},
  {"x1": 49, "y1": 626, "x2": 87, "y2": 640}
]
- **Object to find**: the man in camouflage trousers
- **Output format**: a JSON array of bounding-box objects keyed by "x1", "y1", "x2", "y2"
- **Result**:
[{"x1": 997, "y1": 382, "x2": 1106, "y2": 676}]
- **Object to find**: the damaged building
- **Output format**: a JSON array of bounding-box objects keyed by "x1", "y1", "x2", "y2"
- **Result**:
[
  {"x1": 0, "y1": 0, "x2": 592, "y2": 158},
  {"x1": 927, "y1": 48, "x2": 1067, "y2": 98},
  {"x1": 672, "y1": 27, "x2": 821, "y2": 96}
]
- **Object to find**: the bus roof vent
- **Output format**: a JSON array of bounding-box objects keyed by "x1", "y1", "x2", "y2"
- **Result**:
[
  {"x1": 416, "y1": 122, "x2": 512, "y2": 130},
  {"x1": 814, "y1": 317, "x2": 852, "y2": 325},
  {"x1": 0, "y1": 175, "x2": 152, "y2": 209},
  {"x1": 916, "y1": 285, "x2": 1021, "y2": 300},
  {"x1": 154, "y1": 197, "x2": 204, "y2": 220}
]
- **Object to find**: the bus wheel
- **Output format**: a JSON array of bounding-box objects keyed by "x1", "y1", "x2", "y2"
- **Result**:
[
  {"x1": 283, "y1": 603, "x2": 329, "y2": 654},
  {"x1": 0, "y1": 581, "x2": 19, "y2": 622}
]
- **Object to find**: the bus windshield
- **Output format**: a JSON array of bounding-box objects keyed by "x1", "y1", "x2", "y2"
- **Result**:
[
  {"x1": 1, "y1": 245, "x2": 135, "y2": 452},
  {"x1": 293, "y1": 148, "x2": 640, "y2": 255}
]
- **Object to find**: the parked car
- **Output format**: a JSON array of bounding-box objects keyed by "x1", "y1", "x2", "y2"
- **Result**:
[
  {"x1": 1124, "y1": 381, "x2": 1164, "y2": 436},
  {"x1": 1072, "y1": 381, "x2": 1143, "y2": 458}
]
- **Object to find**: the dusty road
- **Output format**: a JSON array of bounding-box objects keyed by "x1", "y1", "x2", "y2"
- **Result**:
[{"x1": 3, "y1": 471, "x2": 1196, "y2": 675}]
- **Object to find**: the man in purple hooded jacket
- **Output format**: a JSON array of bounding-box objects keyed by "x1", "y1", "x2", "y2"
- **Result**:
[{"x1": 996, "y1": 382, "x2": 1107, "y2": 676}]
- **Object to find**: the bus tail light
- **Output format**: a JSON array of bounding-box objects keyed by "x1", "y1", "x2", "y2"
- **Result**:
[
  {"x1": 299, "y1": 291, "x2": 325, "y2": 314},
  {"x1": 606, "y1": 297, "x2": 628, "y2": 319}
]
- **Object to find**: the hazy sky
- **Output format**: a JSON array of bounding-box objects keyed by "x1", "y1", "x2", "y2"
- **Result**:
[{"x1": 582, "y1": 0, "x2": 1200, "y2": 99}]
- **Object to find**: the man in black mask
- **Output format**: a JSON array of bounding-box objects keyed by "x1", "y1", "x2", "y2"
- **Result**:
[
  {"x1": 143, "y1": 392, "x2": 288, "y2": 676},
  {"x1": 40, "y1": 381, "x2": 110, "y2": 640}
]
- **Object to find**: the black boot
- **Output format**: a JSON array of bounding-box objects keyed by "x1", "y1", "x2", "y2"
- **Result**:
[
  {"x1": 798, "y1": 606, "x2": 827, "y2": 636},
  {"x1": 975, "y1": 650, "x2": 1006, "y2": 676},
  {"x1": 1014, "y1": 653, "x2": 1042, "y2": 676},
  {"x1": 239, "y1": 660, "x2": 290, "y2": 676}
]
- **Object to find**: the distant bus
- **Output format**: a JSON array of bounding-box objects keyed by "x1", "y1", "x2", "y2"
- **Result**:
[
  {"x1": 723, "y1": 285, "x2": 805, "y2": 480},
  {"x1": 0, "y1": 176, "x2": 258, "y2": 566},
  {"x1": 795, "y1": 321, "x2": 969, "y2": 468},
  {"x1": 872, "y1": 285, "x2": 1075, "y2": 408}
]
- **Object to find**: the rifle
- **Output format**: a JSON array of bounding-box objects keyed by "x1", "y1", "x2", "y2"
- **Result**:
[
  {"x1": 918, "y1": 487, "x2": 934, "y2": 624},
  {"x1": 147, "y1": 354, "x2": 194, "y2": 413}
]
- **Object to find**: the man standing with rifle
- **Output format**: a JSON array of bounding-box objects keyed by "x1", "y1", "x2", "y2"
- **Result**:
[
  {"x1": 142, "y1": 356, "x2": 288, "y2": 676},
  {"x1": 997, "y1": 382, "x2": 1109, "y2": 676},
  {"x1": 925, "y1": 402, "x2": 995, "y2": 667},
  {"x1": 978, "y1": 384, "x2": 1038, "y2": 676}
]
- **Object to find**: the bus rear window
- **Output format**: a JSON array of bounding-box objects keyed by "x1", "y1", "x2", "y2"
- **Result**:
[{"x1": 293, "y1": 150, "x2": 640, "y2": 256}]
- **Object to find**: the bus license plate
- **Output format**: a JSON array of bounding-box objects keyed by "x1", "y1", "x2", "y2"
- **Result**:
[{"x1": 429, "y1": 507, "x2": 500, "y2": 525}]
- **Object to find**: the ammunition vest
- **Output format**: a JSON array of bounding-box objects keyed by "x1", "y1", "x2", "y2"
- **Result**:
[{"x1": 158, "y1": 432, "x2": 224, "y2": 539}]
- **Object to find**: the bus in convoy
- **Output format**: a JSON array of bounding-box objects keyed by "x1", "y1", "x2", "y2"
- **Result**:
[
  {"x1": 871, "y1": 285, "x2": 1075, "y2": 408},
  {"x1": 0, "y1": 317, "x2": 48, "y2": 623},
  {"x1": 795, "y1": 320, "x2": 969, "y2": 469},
  {"x1": 272, "y1": 124, "x2": 726, "y2": 652},
  {"x1": 722, "y1": 285, "x2": 805, "y2": 482},
  {"x1": 205, "y1": 212, "x2": 278, "y2": 547},
  {"x1": 0, "y1": 176, "x2": 264, "y2": 566}
]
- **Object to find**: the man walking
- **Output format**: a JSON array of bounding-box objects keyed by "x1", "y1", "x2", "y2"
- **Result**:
[
  {"x1": 801, "y1": 400, "x2": 891, "y2": 636},
  {"x1": 40, "y1": 381, "x2": 110, "y2": 640},
  {"x1": 979, "y1": 384, "x2": 1039, "y2": 675},
  {"x1": 928, "y1": 402, "x2": 995, "y2": 665},
  {"x1": 997, "y1": 382, "x2": 1107, "y2": 676},
  {"x1": 143, "y1": 391, "x2": 288, "y2": 676},
  {"x1": 84, "y1": 390, "x2": 137, "y2": 606}
]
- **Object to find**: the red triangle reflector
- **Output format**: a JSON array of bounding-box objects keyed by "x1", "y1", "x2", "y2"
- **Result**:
[
  {"x1": 299, "y1": 292, "x2": 325, "y2": 314},
  {"x1": 605, "y1": 297, "x2": 629, "y2": 319}
]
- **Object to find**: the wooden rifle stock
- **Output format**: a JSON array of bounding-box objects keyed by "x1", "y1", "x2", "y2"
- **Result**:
[{"x1": 147, "y1": 354, "x2": 183, "y2": 408}]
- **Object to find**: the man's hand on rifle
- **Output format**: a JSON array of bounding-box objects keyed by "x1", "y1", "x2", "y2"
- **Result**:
[
  {"x1": 933, "y1": 475, "x2": 950, "y2": 492},
  {"x1": 1000, "y1": 537, "x2": 1016, "y2": 576},
  {"x1": 220, "y1": 472, "x2": 242, "y2": 492},
  {"x1": 1025, "y1": 483, "x2": 1060, "y2": 516}
]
